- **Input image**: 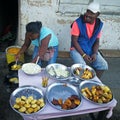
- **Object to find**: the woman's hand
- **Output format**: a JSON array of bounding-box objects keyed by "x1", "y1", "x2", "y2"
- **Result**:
[
  {"x1": 32, "y1": 56, "x2": 38, "y2": 63},
  {"x1": 15, "y1": 53, "x2": 21, "y2": 61}
]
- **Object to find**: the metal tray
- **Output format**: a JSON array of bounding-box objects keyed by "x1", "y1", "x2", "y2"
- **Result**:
[
  {"x1": 10, "y1": 85, "x2": 46, "y2": 115},
  {"x1": 68, "y1": 77, "x2": 81, "y2": 86},
  {"x1": 71, "y1": 64, "x2": 96, "y2": 81},
  {"x1": 79, "y1": 81, "x2": 113, "y2": 105},
  {"x1": 45, "y1": 63, "x2": 71, "y2": 81},
  {"x1": 46, "y1": 82, "x2": 81, "y2": 111}
]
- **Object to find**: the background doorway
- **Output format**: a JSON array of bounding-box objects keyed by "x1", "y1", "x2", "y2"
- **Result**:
[{"x1": 0, "y1": 0, "x2": 18, "y2": 51}]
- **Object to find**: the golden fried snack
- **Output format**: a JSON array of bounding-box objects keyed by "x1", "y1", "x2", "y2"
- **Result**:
[
  {"x1": 64, "y1": 99, "x2": 72, "y2": 107},
  {"x1": 51, "y1": 95, "x2": 81, "y2": 110},
  {"x1": 11, "y1": 64, "x2": 21, "y2": 70},
  {"x1": 28, "y1": 96, "x2": 34, "y2": 101},
  {"x1": 31, "y1": 104, "x2": 37, "y2": 108},
  {"x1": 13, "y1": 104, "x2": 20, "y2": 109},
  {"x1": 58, "y1": 98, "x2": 63, "y2": 105},
  {"x1": 38, "y1": 98, "x2": 44, "y2": 103},
  {"x1": 24, "y1": 103, "x2": 31, "y2": 108},
  {"x1": 9, "y1": 77, "x2": 19, "y2": 83},
  {"x1": 34, "y1": 107, "x2": 38, "y2": 112},
  {"x1": 13, "y1": 96, "x2": 45, "y2": 114},
  {"x1": 84, "y1": 87, "x2": 92, "y2": 97},
  {"x1": 81, "y1": 85, "x2": 113, "y2": 103},
  {"x1": 27, "y1": 107, "x2": 34, "y2": 114},
  {"x1": 18, "y1": 107, "x2": 26, "y2": 113},
  {"x1": 74, "y1": 67, "x2": 82, "y2": 75},
  {"x1": 81, "y1": 68, "x2": 93, "y2": 79},
  {"x1": 18, "y1": 100, "x2": 25, "y2": 107},
  {"x1": 61, "y1": 104, "x2": 68, "y2": 110},
  {"x1": 74, "y1": 99, "x2": 80, "y2": 105},
  {"x1": 31, "y1": 99, "x2": 37, "y2": 104},
  {"x1": 21, "y1": 96, "x2": 27, "y2": 100},
  {"x1": 40, "y1": 102, "x2": 45, "y2": 108},
  {"x1": 15, "y1": 98, "x2": 21, "y2": 103}
]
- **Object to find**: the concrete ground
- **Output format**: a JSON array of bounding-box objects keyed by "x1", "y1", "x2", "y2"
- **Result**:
[{"x1": 0, "y1": 52, "x2": 120, "y2": 120}]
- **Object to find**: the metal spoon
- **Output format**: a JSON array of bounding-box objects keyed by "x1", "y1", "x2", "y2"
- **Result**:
[
  {"x1": 36, "y1": 56, "x2": 40, "y2": 64},
  {"x1": 13, "y1": 59, "x2": 18, "y2": 69},
  {"x1": 50, "y1": 66, "x2": 57, "y2": 77}
]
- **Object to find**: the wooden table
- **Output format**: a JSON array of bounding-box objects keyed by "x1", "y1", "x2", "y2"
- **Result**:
[{"x1": 18, "y1": 69, "x2": 117, "y2": 120}]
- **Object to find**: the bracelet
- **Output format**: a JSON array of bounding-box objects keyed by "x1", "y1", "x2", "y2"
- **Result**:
[{"x1": 82, "y1": 53, "x2": 86, "y2": 58}]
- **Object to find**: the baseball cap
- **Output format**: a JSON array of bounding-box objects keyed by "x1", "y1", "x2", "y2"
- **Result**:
[{"x1": 87, "y1": 2, "x2": 100, "y2": 13}]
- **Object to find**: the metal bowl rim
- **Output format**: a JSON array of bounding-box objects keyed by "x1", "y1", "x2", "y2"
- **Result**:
[
  {"x1": 45, "y1": 63, "x2": 71, "y2": 80},
  {"x1": 71, "y1": 64, "x2": 96, "y2": 81},
  {"x1": 9, "y1": 85, "x2": 46, "y2": 115},
  {"x1": 79, "y1": 81, "x2": 113, "y2": 105},
  {"x1": 45, "y1": 82, "x2": 82, "y2": 111}
]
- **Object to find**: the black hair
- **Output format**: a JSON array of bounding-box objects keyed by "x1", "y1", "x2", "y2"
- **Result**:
[{"x1": 26, "y1": 21, "x2": 42, "y2": 33}]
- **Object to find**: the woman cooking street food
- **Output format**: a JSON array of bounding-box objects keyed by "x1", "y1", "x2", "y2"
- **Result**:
[
  {"x1": 16, "y1": 21, "x2": 59, "y2": 66},
  {"x1": 70, "y1": 2, "x2": 108, "y2": 78}
]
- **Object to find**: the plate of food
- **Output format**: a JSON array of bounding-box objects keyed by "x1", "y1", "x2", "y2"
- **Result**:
[
  {"x1": 71, "y1": 64, "x2": 96, "y2": 81},
  {"x1": 45, "y1": 63, "x2": 71, "y2": 80},
  {"x1": 22, "y1": 63, "x2": 41, "y2": 75},
  {"x1": 8, "y1": 61, "x2": 23, "y2": 72},
  {"x1": 79, "y1": 81, "x2": 113, "y2": 104},
  {"x1": 46, "y1": 82, "x2": 81, "y2": 111},
  {"x1": 10, "y1": 85, "x2": 46, "y2": 115}
]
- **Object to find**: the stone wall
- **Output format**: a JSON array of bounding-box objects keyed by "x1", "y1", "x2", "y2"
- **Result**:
[{"x1": 17, "y1": 0, "x2": 120, "y2": 55}]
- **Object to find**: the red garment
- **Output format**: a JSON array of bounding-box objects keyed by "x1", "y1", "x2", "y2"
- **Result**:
[{"x1": 71, "y1": 21, "x2": 101, "y2": 39}]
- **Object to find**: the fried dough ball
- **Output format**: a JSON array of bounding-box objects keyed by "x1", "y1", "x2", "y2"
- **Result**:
[
  {"x1": 13, "y1": 104, "x2": 20, "y2": 109},
  {"x1": 38, "y1": 98, "x2": 44, "y2": 103},
  {"x1": 31, "y1": 99, "x2": 37, "y2": 104},
  {"x1": 21, "y1": 96, "x2": 27, "y2": 100},
  {"x1": 36, "y1": 106, "x2": 41, "y2": 110},
  {"x1": 15, "y1": 98, "x2": 21, "y2": 103},
  {"x1": 31, "y1": 104, "x2": 37, "y2": 108},
  {"x1": 40, "y1": 102, "x2": 45, "y2": 108},
  {"x1": 13, "y1": 96, "x2": 45, "y2": 114},
  {"x1": 24, "y1": 103, "x2": 31, "y2": 108},
  {"x1": 27, "y1": 107, "x2": 34, "y2": 114},
  {"x1": 18, "y1": 100, "x2": 25, "y2": 107},
  {"x1": 25, "y1": 99, "x2": 32, "y2": 104},
  {"x1": 18, "y1": 107, "x2": 26, "y2": 113},
  {"x1": 34, "y1": 107, "x2": 38, "y2": 112},
  {"x1": 28, "y1": 96, "x2": 34, "y2": 101}
]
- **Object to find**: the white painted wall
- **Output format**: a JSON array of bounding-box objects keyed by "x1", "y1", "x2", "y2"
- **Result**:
[{"x1": 17, "y1": 0, "x2": 120, "y2": 54}]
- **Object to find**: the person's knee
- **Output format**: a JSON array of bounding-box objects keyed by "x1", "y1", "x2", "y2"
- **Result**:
[{"x1": 103, "y1": 60, "x2": 108, "y2": 70}]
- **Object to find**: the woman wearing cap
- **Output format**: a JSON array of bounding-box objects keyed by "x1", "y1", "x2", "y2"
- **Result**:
[
  {"x1": 16, "y1": 21, "x2": 59, "y2": 66},
  {"x1": 70, "y1": 2, "x2": 108, "y2": 78}
]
